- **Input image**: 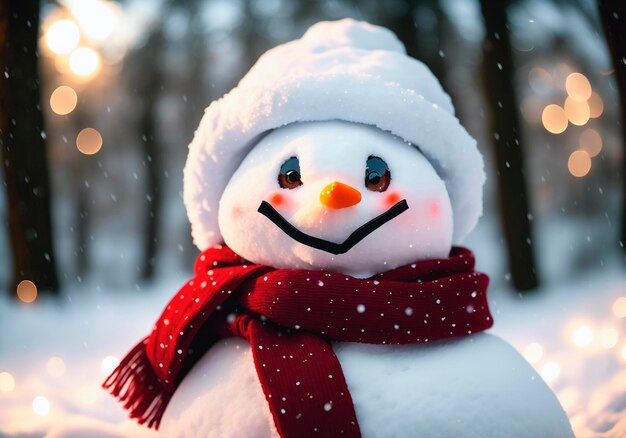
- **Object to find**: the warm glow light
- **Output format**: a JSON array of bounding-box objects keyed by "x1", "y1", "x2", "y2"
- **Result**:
[
  {"x1": 580, "y1": 128, "x2": 602, "y2": 157},
  {"x1": 0, "y1": 372, "x2": 15, "y2": 393},
  {"x1": 588, "y1": 92, "x2": 604, "y2": 118},
  {"x1": 613, "y1": 297, "x2": 626, "y2": 318},
  {"x1": 540, "y1": 362, "x2": 561, "y2": 383},
  {"x1": 564, "y1": 97, "x2": 590, "y2": 126},
  {"x1": 523, "y1": 342, "x2": 543, "y2": 364},
  {"x1": 76, "y1": 128, "x2": 103, "y2": 155},
  {"x1": 70, "y1": 0, "x2": 119, "y2": 41},
  {"x1": 32, "y1": 396, "x2": 50, "y2": 416},
  {"x1": 69, "y1": 47, "x2": 101, "y2": 77},
  {"x1": 601, "y1": 328, "x2": 619, "y2": 349},
  {"x1": 17, "y1": 280, "x2": 37, "y2": 303},
  {"x1": 572, "y1": 325, "x2": 593, "y2": 347},
  {"x1": 568, "y1": 150, "x2": 592, "y2": 178},
  {"x1": 621, "y1": 345, "x2": 626, "y2": 361},
  {"x1": 50, "y1": 85, "x2": 78, "y2": 115},
  {"x1": 47, "y1": 357, "x2": 66, "y2": 378},
  {"x1": 101, "y1": 356, "x2": 119, "y2": 375},
  {"x1": 542, "y1": 104, "x2": 568, "y2": 134},
  {"x1": 565, "y1": 72, "x2": 592, "y2": 102},
  {"x1": 45, "y1": 19, "x2": 80, "y2": 54}
]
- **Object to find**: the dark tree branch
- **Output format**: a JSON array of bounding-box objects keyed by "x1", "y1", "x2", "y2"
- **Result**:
[
  {"x1": 0, "y1": 0, "x2": 59, "y2": 295},
  {"x1": 480, "y1": 0, "x2": 538, "y2": 291},
  {"x1": 598, "y1": 0, "x2": 626, "y2": 250}
]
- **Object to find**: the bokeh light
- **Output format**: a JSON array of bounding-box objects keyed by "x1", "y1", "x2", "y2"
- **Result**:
[
  {"x1": 572, "y1": 325, "x2": 593, "y2": 347},
  {"x1": 568, "y1": 150, "x2": 591, "y2": 178},
  {"x1": 45, "y1": 19, "x2": 80, "y2": 54},
  {"x1": 600, "y1": 328, "x2": 619, "y2": 349},
  {"x1": 540, "y1": 362, "x2": 561, "y2": 383},
  {"x1": 17, "y1": 280, "x2": 37, "y2": 303},
  {"x1": 564, "y1": 97, "x2": 590, "y2": 126},
  {"x1": 613, "y1": 297, "x2": 626, "y2": 318},
  {"x1": 76, "y1": 128, "x2": 103, "y2": 155},
  {"x1": 101, "y1": 356, "x2": 119, "y2": 375},
  {"x1": 50, "y1": 85, "x2": 78, "y2": 115},
  {"x1": 588, "y1": 92, "x2": 604, "y2": 118},
  {"x1": 47, "y1": 357, "x2": 66, "y2": 378},
  {"x1": 32, "y1": 396, "x2": 51, "y2": 416},
  {"x1": 0, "y1": 372, "x2": 15, "y2": 393},
  {"x1": 542, "y1": 104, "x2": 568, "y2": 134},
  {"x1": 69, "y1": 0, "x2": 120, "y2": 42},
  {"x1": 523, "y1": 342, "x2": 543, "y2": 364},
  {"x1": 69, "y1": 47, "x2": 101, "y2": 77},
  {"x1": 565, "y1": 72, "x2": 592, "y2": 102},
  {"x1": 579, "y1": 128, "x2": 602, "y2": 157}
]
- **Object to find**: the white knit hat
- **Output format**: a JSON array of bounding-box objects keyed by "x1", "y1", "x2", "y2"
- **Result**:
[{"x1": 184, "y1": 19, "x2": 485, "y2": 250}]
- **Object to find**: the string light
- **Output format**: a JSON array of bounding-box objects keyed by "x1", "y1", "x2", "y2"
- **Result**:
[
  {"x1": 600, "y1": 328, "x2": 619, "y2": 349},
  {"x1": 613, "y1": 297, "x2": 626, "y2": 318},
  {"x1": 540, "y1": 362, "x2": 561, "y2": 383},
  {"x1": 69, "y1": 47, "x2": 101, "y2": 77},
  {"x1": 542, "y1": 104, "x2": 568, "y2": 134},
  {"x1": 564, "y1": 97, "x2": 590, "y2": 126},
  {"x1": 565, "y1": 72, "x2": 592, "y2": 102},
  {"x1": 523, "y1": 342, "x2": 543, "y2": 364},
  {"x1": 17, "y1": 280, "x2": 37, "y2": 303},
  {"x1": 101, "y1": 356, "x2": 119, "y2": 375},
  {"x1": 32, "y1": 396, "x2": 51, "y2": 416},
  {"x1": 567, "y1": 150, "x2": 591, "y2": 178},
  {"x1": 76, "y1": 128, "x2": 103, "y2": 155},
  {"x1": 47, "y1": 357, "x2": 66, "y2": 378},
  {"x1": 69, "y1": 0, "x2": 120, "y2": 42},
  {"x1": 572, "y1": 325, "x2": 593, "y2": 347},
  {"x1": 50, "y1": 85, "x2": 78, "y2": 115},
  {"x1": 45, "y1": 19, "x2": 80, "y2": 54},
  {"x1": 588, "y1": 92, "x2": 604, "y2": 118},
  {"x1": 0, "y1": 372, "x2": 15, "y2": 393},
  {"x1": 579, "y1": 128, "x2": 602, "y2": 157}
]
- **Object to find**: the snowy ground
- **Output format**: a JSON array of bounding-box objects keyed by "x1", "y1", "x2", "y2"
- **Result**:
[
  {"x1": 2, "y1": 207, "x2": 626, "y2": 438},
  {"x1": 1, "y1": 260, "x2": 625, "y2": 438}
]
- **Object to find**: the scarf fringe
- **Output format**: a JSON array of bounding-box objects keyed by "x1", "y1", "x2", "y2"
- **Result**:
[{"x1": 102, "y1": 338, "x2": 171, "y2": 429}]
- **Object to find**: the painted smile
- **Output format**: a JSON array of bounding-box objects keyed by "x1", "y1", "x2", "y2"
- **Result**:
[{"x1": 257, "y1": 200, "x2": 409, "y2": 255}]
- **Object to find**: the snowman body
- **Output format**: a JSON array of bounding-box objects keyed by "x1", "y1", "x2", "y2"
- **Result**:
[
  {"x1": 163, "y1": 120, "x2": 573, "y2": 437},
  {"x1": 161, "y1": 335, "x2": 572, "y2": 437}
]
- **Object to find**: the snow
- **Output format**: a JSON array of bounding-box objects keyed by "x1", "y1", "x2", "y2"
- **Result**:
[
  {"x1": 184, "y1": 19, "x2": 484, "y2": 250},
  {"x1": 2, "y1": 256, "x2": 626, "y2": 437},
  {"x1": 218, "y1": 121, "x2": 453, "y2": 277}
]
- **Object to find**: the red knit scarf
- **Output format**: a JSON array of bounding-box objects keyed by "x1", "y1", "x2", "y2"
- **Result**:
[{"x1": 103, "y1": 245, "x2": 492, "y2": 437}]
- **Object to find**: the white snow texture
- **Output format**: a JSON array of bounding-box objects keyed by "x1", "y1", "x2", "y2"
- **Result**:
[
  {"x1": 218, "y1": 121, "x2": 453, "y2": 277},
  {"x1": 183, "y1": 18, "x2": 485, "y2": 250},
  {"x1": 161, "y1": 335, "x2": 573, "y2": 438}
]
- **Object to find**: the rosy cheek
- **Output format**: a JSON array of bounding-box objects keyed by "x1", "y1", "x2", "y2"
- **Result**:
[
  {"x1": 427, "y1": 200, "x2": 441, "y2": 219},
  {"x1": 231, "y1": 205, "x2": 243, "y2": 218},
  {"x1": 269, "y1": 192, "x2": 285, "y2": 207},
  {"x1": 384, "y1": 191, "x2": 402, "y2": 207}
]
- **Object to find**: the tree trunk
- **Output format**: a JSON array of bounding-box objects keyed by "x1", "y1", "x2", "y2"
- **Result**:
[
  {"x1": 598, "y1": 0, "x2": 626, "y2": 251},
  {"x1": 480, "y1": 0, "x2": 538, "y2": 291},
  {"x1": 138, "y1": 30, "x2": 164, "y2": 280},
  {"x1": 0, "y1": 0, "x2": 59, "y2": 295}
]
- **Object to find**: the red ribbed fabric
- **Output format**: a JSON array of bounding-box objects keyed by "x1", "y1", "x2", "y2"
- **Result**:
[{"x1": 104, "y1": 245, "x2": 492, "y2": 437}]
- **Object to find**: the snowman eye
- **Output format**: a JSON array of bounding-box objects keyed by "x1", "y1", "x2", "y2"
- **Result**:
[
  {"x1": 278, "y1": 156, "x2": 303, "y2": 189},
  {"x1": 365, "y1": 156, "x2": 390, "y2": 192}
]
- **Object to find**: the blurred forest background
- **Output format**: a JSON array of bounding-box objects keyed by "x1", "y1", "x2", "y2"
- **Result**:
[
  {"x1": 3, "y1": 1, "x2": 626, "y2": 436},
  {"x1": 1, "y1": 0, "x2": 625, "y2": 300}
]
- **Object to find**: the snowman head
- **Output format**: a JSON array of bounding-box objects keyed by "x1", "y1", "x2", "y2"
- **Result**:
[
  {"x1": 184, "y1": 19, "x2": 485, "y2": 271},
  {"x1": 219, "y1": 121, "x2": 452, "y2": 276}
]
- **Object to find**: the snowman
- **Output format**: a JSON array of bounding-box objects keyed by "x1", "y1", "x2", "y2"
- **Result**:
[{"x1": 105, "y1": 19, "x2": 573, "y2": 437}]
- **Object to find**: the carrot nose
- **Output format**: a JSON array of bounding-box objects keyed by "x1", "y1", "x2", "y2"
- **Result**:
[{"x1": 319, "y1": 181, "x2": 362, "y2": 209}]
